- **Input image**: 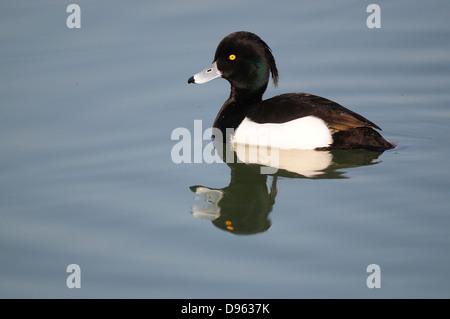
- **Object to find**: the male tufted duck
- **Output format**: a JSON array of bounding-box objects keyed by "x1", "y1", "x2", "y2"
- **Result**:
[{"x1": 188, "y1": 31, "x2": 395, "y2": 151}]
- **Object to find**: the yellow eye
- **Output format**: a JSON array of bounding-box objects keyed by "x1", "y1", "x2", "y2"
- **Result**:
[
  {"x1": 225, "y1": 221, "x2": 234, "y2": 231},
  {"x1": 229, "y1": 54, "x2": 236, "y2": 61}
]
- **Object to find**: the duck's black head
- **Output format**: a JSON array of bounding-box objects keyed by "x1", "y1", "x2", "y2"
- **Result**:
[{"x1": 188, "y1": 31, "x2": 278, "y2": 97}]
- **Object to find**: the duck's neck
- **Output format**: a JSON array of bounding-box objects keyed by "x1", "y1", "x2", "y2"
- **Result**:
[{"x1": 213, "y1": 87, "x2": 265, "y2": 141}]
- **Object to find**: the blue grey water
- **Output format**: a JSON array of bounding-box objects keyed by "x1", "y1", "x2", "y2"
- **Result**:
[{"x1": 1, "y1": 0, "x2": 449, "y2": 298}]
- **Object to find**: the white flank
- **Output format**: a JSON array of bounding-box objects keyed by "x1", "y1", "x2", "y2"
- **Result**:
[{"x1": 232, "y1": 116, "x2": 333, "y2": 150}]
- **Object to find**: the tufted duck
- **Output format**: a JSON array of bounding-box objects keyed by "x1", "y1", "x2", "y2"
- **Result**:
[{"x1": 188, "y1": 31, "x2": 395, "y2": 151}]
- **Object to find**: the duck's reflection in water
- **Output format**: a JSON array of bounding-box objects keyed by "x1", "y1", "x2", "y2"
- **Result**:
[
  {"x1": 191, "y1": 142, "x2": 386, "y2": 235},
  {"x1": 191, "y1": 164, "x2": 277, "y2": 235}
]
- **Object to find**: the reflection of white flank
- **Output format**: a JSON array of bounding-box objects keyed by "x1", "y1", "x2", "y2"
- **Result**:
[
  {"x1": 232, "y1": 116, "x2": 332, "y2": 150},
  {"x1": 234, "y1": 144, "x2": 333, "y2": 177},
  {"x1": 192, "y1": 187, "x2": 223, "y2": 220}
]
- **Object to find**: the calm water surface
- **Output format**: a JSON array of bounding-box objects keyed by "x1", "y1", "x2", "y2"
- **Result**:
[{"x1": 1, "y1": 0, "x2": 450, "y2": 298}]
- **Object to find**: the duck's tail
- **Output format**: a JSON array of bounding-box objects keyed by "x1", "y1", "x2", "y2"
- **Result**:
[{"x1": 330, "y1": 127, "x2": 395, "y2": 151}]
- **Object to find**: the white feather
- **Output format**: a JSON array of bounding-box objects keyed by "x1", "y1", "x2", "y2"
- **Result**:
[{"x1": 232, "y1": 116, "x2": 333, "y2": 150}]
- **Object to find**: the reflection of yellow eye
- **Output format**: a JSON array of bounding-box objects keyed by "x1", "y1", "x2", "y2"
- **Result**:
[{"x1": 229, "y1": 54, "x2": 236, "y2": 61}]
